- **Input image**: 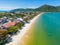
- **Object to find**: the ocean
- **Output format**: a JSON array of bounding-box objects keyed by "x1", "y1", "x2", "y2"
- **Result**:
[{"x1": 22, "y1": 12, "x2": 60, "y2": 45}]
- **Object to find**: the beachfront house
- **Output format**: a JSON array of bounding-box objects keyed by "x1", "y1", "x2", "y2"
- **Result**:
[
  {"x1": 3, "y1": 18, "x2": 22, "y2": 28},
  {"x1": 13, "y1": 17, "x2": 24, "y2": 22},
  {"x1": 3, "y1": 22, "x2": 16, "y2": 28}
]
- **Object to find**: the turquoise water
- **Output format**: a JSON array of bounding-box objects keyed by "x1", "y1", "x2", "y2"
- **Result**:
[
  {"x1": 24, "y1": 12, "x2": 60, "y2": 45},
  {"x1": 34, "y1": 12, "x2": 60, "y2": 45}
]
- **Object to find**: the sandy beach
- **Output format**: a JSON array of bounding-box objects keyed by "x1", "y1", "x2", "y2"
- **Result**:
[{"x1": 6, "y1": 13, "x2": 43, "y2": 45}]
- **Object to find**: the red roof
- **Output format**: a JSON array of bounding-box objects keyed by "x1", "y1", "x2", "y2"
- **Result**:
[{"x1": 4, "y1": 22, "x2": 16, "y2": 28}]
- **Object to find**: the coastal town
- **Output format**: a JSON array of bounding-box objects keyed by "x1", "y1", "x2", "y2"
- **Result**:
[
  {"x1": 0, "y1": 0, "x2": 60, "y2": 45},
  {"x1": 0, "y1": 11, "x2": 40, "y2": 45}
]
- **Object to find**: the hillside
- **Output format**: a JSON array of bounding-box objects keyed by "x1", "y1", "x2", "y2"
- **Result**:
[
  {"x1": 10, "y1": 4, "x2": 60, "y2": 12},
  {"x1": 10, "y1": 8, "x2": 35, "y2": 13},
  {"x1": 56, "y1": 6, "x2": 60, "y2": 12},
  {"x1": 35, "y1": 5, "x2": 57, "y2": 12}
]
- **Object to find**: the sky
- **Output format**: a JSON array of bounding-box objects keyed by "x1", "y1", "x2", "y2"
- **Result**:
[{"x1": 0, "y1": 0, "x2": 60, "y2": 11}]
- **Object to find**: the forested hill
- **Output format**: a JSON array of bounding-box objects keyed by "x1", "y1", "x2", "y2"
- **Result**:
[
  {"x1": 10, "y1": 4, "x2": 60, "y2": 12},
  {"x1": 10, "y1": 8, "x2": 35, "y2": 13},
  {"x1": 35, "y1": 5, "x2": 56, "y2": 12}
]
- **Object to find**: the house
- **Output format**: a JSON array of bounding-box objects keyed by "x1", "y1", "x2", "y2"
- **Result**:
[
  {"x1": 0, "y1": 18, "x2": 2, "y2": 24},
  {"x1": 0, "y1": 26, "x2": 6, "y2": 30},
  {"x1": 14, "y1": 17, "x2": 24, "y2": 22},
  {"x1": 22, "y1": 16, "x2": 29, "y2": 22},
  {"x1": 3, "y1": 22, "x2": 16, "y2": 28},
  {"x1": 3, "y1": 20, "x2": 21, "y2": 29},
  {"x1": 1, "y1": 16, "x2": 11, "y2": 24}
]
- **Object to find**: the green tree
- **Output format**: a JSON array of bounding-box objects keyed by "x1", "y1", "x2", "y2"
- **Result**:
[
  {"x1": 0, "y1": 30, "x2": 8, "y2": 44},
  {"x1": 8, "y1": 26, "x2": 18, "y2": 34},
  {"x1": 16, "y1": 22, "x2": 25, "y2": 28}
]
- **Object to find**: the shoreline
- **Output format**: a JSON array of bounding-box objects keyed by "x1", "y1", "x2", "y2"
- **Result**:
[{"x1": 6, "y1": 13, "x2": 44, "y2": 45}]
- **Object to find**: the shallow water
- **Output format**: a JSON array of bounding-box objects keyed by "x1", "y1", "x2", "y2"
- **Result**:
[{"x1": 23, "y1": 12, "x2": 60, "y2": 45}]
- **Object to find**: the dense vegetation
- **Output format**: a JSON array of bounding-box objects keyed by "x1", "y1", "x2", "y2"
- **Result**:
[
  {"x1": 0, "y1": 30, "x2": 8, "y2": 45},
  {"x1": 8, "y1": 26, "x2": 19, "y2": 35},
  {"x1": 10, "y1": 8, "x2": 35, "y2": 13},
  {"x1": 35, "y1": 4, "x2": 60, "y2": 12},
  {"x1": 56, "y1": 6, "x2": 60, "y2": 12},
  {"x1": 35, "y1": 5, "x2": 57, "y2": 12},
  {"x1": 0, "y1": 13, "x2": 26, "y2": 18}
]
